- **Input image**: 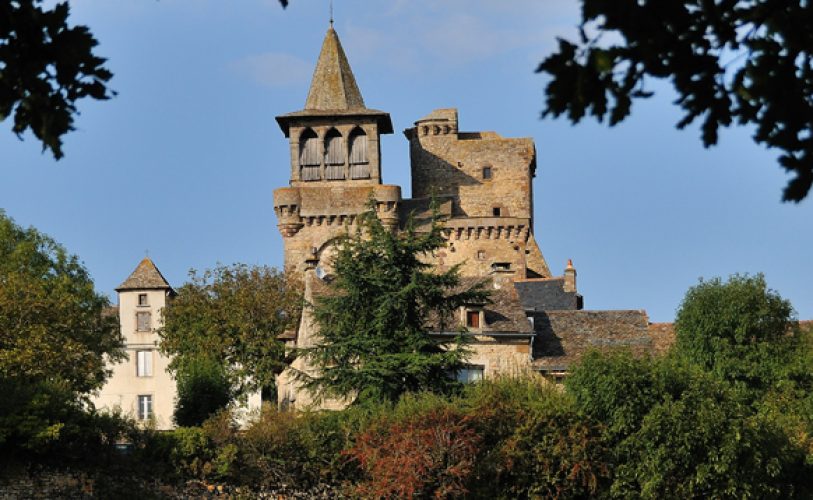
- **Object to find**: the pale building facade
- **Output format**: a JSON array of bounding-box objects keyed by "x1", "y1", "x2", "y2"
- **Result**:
[{"x1": 92, "y1": 258, "x2": 177, "y2": 429}]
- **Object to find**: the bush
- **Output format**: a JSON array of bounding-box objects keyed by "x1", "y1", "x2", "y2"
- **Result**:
[
  {"x1": 347, "y1": 405, "x2": 480, "y2": 498},
  {"x1": 174, "y1": 356, "x2": 232, "y2": 427}
]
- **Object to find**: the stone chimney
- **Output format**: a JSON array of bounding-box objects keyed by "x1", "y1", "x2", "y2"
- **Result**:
[{"x1": 563, "y1": 259, "x2": 577, "y2": 293}]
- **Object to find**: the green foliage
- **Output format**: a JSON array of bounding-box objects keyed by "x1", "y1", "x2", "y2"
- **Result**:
[
  {"x1": 0, "y1": 0, "x2": 114, "y2": 159},
  {"x1": 0, "y1": 211, "x2": 123, "y2": 454},
  {"x1": 675, "y1": 273, "x2": 798, "y2": 389},
  {"x1": 298, "y1": 206, "x2": 489, "y2": 404},
  {"x1": 538, "y1": 1, "x2": 813, "y2": 201},
  {"x1": 174, "y1": 356, "x2": 233, "y2": 427},
  {"x1": 160, "y1": 263, "x2": 302, "y2": 400}
]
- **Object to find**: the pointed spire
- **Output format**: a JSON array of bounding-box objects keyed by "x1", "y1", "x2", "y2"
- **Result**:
[
  {"x1": 304, "y1": 26, "x2": 365, "y2": 111},
  {"x1": 116, "y1": 257, "x2": 173, "y2": 292}
]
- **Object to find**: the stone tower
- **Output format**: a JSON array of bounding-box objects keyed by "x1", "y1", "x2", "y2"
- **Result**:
[{"x1": 273, "y1": 26, "x2": 402, "y2": 274}]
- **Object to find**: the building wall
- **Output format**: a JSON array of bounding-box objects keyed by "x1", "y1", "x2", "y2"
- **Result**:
[{"x1": 92, "y1": 289, "x2": 177, "y2": 429}]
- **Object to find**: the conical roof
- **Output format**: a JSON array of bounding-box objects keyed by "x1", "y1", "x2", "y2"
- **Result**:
[
  {"x1": 116, "y1": 257, "x2": 173, "y2": 292},
  {"x1": 276, "y1": 26, "x2": 392, "y2": 136},
  {"x1": 304, "y1": 26, "x2": 365, "y2": 111}
]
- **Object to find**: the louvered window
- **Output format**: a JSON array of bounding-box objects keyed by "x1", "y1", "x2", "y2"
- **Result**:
[
  {"x1": 349, "y1": 129, "x2": 369, "y2": 179},
  {"x1": 324, "y1": 129, "x2": 345, "y2": 180},
  {"x1": 299, "y1": 129, "x2": 320, "y2": 181}
]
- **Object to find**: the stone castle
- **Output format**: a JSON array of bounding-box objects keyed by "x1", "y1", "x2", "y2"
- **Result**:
[
  {"x1": 274, "y1": 27, "x2": 673, "y2": 409},
  {"x1": 93, "y1": 25, "x2": 674, "y2": 422}
]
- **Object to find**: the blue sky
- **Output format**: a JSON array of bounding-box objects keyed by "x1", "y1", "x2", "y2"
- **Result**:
[{"x1": 1, "y1": 0, "x2": 810, "y2": 322}]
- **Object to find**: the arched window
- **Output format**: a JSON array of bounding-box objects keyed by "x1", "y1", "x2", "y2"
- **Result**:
[
  {"x1": 349, "y1": 128, "x2": 369, "y2": 179},
  {"x1": 299, "y1": 128, "x2": 320, "y2": 181},
  {"x1": 324, "y1": 128, "x2": 345, "y2": 180}
]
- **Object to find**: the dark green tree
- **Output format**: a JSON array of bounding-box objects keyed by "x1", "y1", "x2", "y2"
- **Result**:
[
  {"x1": 160, "y1": 264, "x2": 302, "y2": 401},
  {"x1": 538, "y1": 1, "x2": 813, "y2": 202},
  {"x1": 174, "y1": 356, "x2": 233, "y2": 427},
  {"x1": 297, "y1": 207, "x2": 489, "y2": 404}
]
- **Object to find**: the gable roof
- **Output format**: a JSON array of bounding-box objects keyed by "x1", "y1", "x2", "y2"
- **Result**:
[{"x1": 116, "y1": 258, "x2": 173, "y2": 292}]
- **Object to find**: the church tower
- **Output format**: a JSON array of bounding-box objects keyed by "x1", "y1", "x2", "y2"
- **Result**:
[{"x1": 273, "y1": 26, "x2": 401, "y2": 273}]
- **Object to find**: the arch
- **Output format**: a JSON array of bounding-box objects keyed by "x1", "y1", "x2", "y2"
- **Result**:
[
  {"x1": 299, "y1": 128, "x2": 320, "y2": 181},
  {"x1": 324, "y1": 128, "x2": 345, "y2": 180},
  {"x1": 349, "y1": 127, "x2": 369, "y2": 179}
]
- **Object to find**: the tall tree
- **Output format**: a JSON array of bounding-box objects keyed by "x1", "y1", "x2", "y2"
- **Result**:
[
  {"x1": 539, "y1": 0, "x2": 813, "y2": 202},
  {"x1": 0, "y1": 210, "x2": 123, "y2": 449},
  {"x1": 296, "y1": 207, "x2": 489, "y2": 404},
  {"x1": 160, "y1": 264, "x2": 302, "y2": 401},
  {"x1": 0, "y1": 210, "x2": 122, "y2": 394}
]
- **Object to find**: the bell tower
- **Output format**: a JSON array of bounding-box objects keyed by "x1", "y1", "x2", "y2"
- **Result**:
[{"x1": 273, "y1": 26, "x2": 400, "y2": 273}]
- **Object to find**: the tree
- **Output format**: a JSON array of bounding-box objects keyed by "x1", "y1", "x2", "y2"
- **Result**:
[
  {"x1": 1, "y1": 1, "x2": 114, "y2": 159},
  {"x1": 1, "y1": 0, "x2": 288, "y2": 158},
  {"x1": 0, "y1": 210, "x2": 123, "y2": 449},
  {"x1": 296, "y1": 207, "x2": 489, "y2": 404},
  {"x1": 160, "y1": 263, "x2": 302, "y2": 401},
  {"x1": 538, "y1": 1, "x2": 813, "y2": 202},
  {"x1": 174, "y1": 355, "x2": 233, "y2": 427},
  {"x1": 674, "y1": 273, "x2": 799, "y2": 388}
]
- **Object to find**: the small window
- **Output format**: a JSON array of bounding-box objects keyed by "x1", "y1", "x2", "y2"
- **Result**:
[
  {"x1": 482, "y1": 166, "x2": 492, "y2": 179},
  {"x1": 138, "y1": 293, "x2": 148, "y2": 306},
  {"x1": 136, "y1": 311, "x2": 151, "y2": 332},
  {"x1": 456, "y1": 366, "x2": 484, "y2": 384},
  {"x1": 492, "y1": 207, "x2": 501, "y2": 216},
  {"x1": 477, "y1": 250, "x2": 486, "y2": 260},
  {"x1": 492, "y1": 262, "x2": 511, "y2": 272},
  {"x1": 136, "y1": 350, "x2": 153, "y2": 377},
  {"x1": 137, "y1": 395, "x2": 153, "y2": 420},
  {"x1": 466, "y1": 310, "x2": 480, "y2": 328}
]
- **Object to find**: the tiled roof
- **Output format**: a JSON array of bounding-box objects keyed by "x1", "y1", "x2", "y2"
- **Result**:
[
  {"x1": 532, "y1": 310, "x2": 655, "y2": 371},
  {"x1": 116, "y1": 258, "x2": 173, "y2": 292}
]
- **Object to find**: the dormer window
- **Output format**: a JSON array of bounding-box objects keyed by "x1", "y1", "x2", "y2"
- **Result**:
[
  {"x1": 324, "y1": 129, "x2": 345, "y2": 180},
  {"x1": 299, "y1": 128, "x2": 320, "y2": 181},
  {"x1": 466, "y1": 310, "x2": 480, "y2": 328},
  {"x1": 349, "y1": 128, "x2": 369, "y2": 179}
]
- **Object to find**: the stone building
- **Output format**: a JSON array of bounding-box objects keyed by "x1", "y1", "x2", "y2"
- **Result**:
[{"x1": 274, "y1": 26, "x2": 672, "y2": 409}]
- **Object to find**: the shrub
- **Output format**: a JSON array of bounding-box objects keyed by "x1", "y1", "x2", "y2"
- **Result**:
[
  {"x1": 174, "y1": 356, "x2": 232, "y2": 427},
  {"x1": 347, "y1": 406, "x2": 481, "y2": 498}
]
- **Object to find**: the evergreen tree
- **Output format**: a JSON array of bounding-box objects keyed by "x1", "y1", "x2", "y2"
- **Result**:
[{"x1": 297, "y1": 206, "x2": 489, "y2": 404}]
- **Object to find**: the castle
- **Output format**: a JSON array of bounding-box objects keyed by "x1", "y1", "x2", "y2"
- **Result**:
[
  {"x1": 93, "y1": 25, "x2": 673, "y2": 421},
  {"x1": 274, "y1": 27, "x2": 673, "y2": 409}
]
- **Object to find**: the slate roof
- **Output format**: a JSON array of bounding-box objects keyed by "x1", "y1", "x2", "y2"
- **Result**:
[
  {"x1": 116, "y1": 258, "x2": 173, "y2": 292},
  {"x1": 513, "y1": 278, "x2": 581, "y2": 311},
  {"x1": 426, "y1": 278, "x2": 533, "y2": 335},
  {"x1": 531, "y1": 310, "x2": 654, "y2": 371},
  {"x1": 276, "y1": 26, "x2": 393, "y2": 135}
]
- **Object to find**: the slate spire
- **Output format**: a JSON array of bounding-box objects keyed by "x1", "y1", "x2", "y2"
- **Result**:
[{"x1": 304, "y1": 26, "x2": 365, "y2": 111}]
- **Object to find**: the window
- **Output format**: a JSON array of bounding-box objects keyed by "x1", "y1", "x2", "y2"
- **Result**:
[
  {"x1": 324, "y1": 128, "x2": 345, "y2": 180},
  {"x1": 477, "y1": 250, "x2": 486, "y2": 260},
  {"x1": 349, "y1": 128, "x2": 369, "y2": 179},
  {"x1": 456, "y1": 366, "x2": 484, "y2": 384},
  {"x1": 137, "y1": 395, "x2": 153, "y2": 420},
  {"x1": 138, "y1": 293, "x2": 148, "y2": 306},
  {"x1": 136, "y1": 350, "x2": 153, "y2": 377},
  {"x1": 492, "y1": 262, "x2": 511, "y2": 272},
  {"x1": 136, "y1": 311, "x2": 151, "y2": 332},
  {"x1": 466, "y1": 310, "x2": 480, "y2": 328},
  {"x1": 299, "y1": 128, "x2": 320, "y2": 181},
  {"x1": 482, "y1": 166, "x2": 492, "y2": 179},
  {"x1": 492, "y1": 207, "x2": 501, "y2": 216}
]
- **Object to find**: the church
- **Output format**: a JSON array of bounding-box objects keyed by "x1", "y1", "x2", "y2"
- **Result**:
[{"x1": 273, "y1": 26, "x2": 673, "y2": 409}]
